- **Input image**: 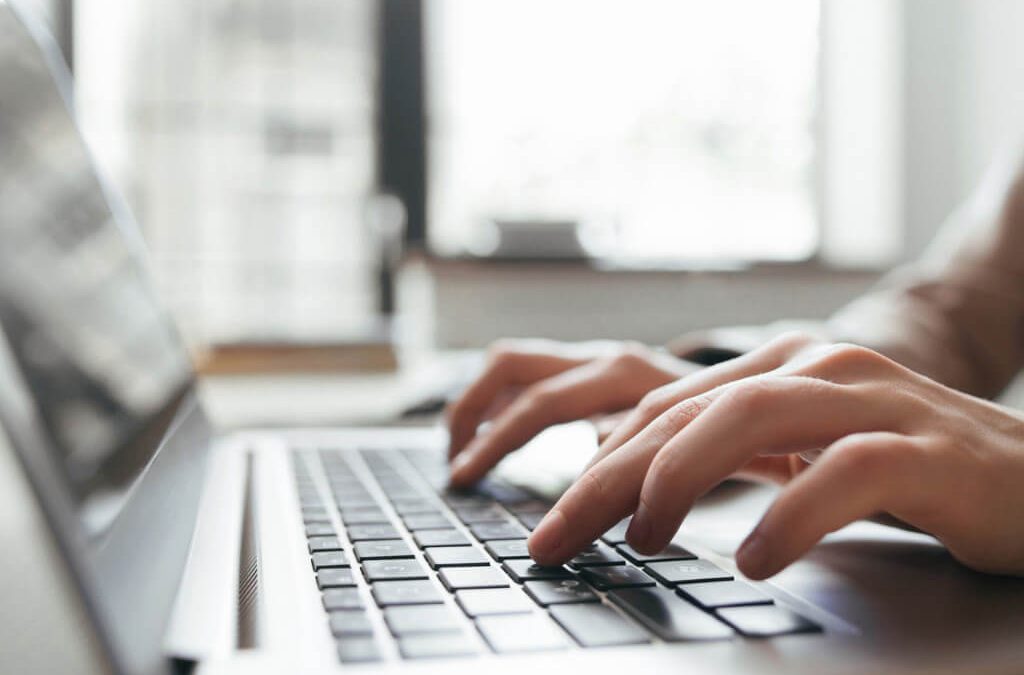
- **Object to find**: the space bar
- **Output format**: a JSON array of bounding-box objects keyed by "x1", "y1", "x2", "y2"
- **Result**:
[{"x1": 608, "y1": 587, "x2": 734, "y2": 641}]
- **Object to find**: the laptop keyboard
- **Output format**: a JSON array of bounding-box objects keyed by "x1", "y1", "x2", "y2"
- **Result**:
[{"x1": 290, "y1": 447, "x2": 821, "y2": 664}]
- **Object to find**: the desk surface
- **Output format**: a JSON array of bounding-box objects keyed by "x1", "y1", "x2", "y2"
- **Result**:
[{"x1": 196, "y1": 350, "x2": 476, "y2": 430}]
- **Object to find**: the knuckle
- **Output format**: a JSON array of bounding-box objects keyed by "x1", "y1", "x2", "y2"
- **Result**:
[
  {"x1": 830, "y1": 436, "x2": 893, "y2": 479},
  {"x1": 574, "y1": 469, "x2": 608, "y2": 503},
  {"x1": 521, "y1": 382, "x2": 557, "y2": 411},
  {"x1": 771, "y1": 330, "x2": 820, "y2": 353},
  {"x1": 663, "y1": 394, "x2": 712, "y2": 427},
  {"x1": 486, "y1": 339, "x2": 520, "y2": 363},
  {"x1": 815, "y1": 342, "x2": 888, "y2": 373},
  {"x1": 638, "y1": 387, "x2": 674, "y2": 417},
  {"x1": 610, "y1": 342, "x2": 652, "y2": 370},
  {"x1": 718, "y1": 378, "x2": 777, "y2": 416}
]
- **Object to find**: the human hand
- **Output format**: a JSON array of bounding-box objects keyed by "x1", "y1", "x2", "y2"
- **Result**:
[
  {"x1": 446, "y1": 339, "x2": 700, "y2": 487},
  {"x1": 528, "y1": 333, "x2": 1024, "y2": 579}
]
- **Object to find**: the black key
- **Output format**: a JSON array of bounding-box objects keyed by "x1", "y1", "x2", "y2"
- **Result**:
[
  {"x1": 336, "y1": 636, "x2": 380, "y2": 663},
  {"x1": 600, "y1": 518, "x2": 631, "y2": 545},
  {"x1": 384, "y1": 605, "x2": 462, "y2": 635},
  {"x1": 524, "y1": 579, "x2": 599, "y2": 606},
  {"x1": 305, "y1": 523, "x2": 335, "y2": 537},
  {"x1": 549, "y1": 603, "x2": 651, "y2": 647},
  {"x1": 323, "y1": 588, "x2": 364, "y2": 611},
  {"x1": 455, "y1": 505, "x2": 508, "y2": 524},
  {"x1": 414, "y1": 529, "x2": 470, "y2": 548},
  {"x1": 715, "y1": 605, "x2": 821, "y2": 637},
  {"x1": 476, "y1": 479, "x2": 533, "y2": 504},
  {"x1": 677, "y1": 581, "x2": 773, "y2": 609},
  {"x1": 328, "y1": 610, "x2": 373, "y2": 636},
  {"x1": 617, "y1": 543, "x2": 695, "y2": 564},
  {"x1": 608, "y1": 586, "x2": 734, "y2": 641},
  {"x1": 403, "y1": 512, "x2": 453, "y2": 530},
  {"x1": 503, "y1": 559, "x2": 575, "y2": 583},
  {"x1": 455, "y1": 588, "x2": 534, "y2": 617},
  {"x1": 441, "y1": 492, "x2": 493, "y2": 509},
  {"x1": 362, "y1": 559, "x2": 429, "y2": 582},
  {"x1": 341, "y1": 508, "x2": 389, "y2": 525},
  {"x1": 392, "y1": 499, "x2": 436, "y2": 515},
  {"x1": 469, "y1": 522, "x2": 528, "y2": 541},
  {"x1": 372, "y1": 580, "x2": 443, "y2": 606},
  {"x1": 580, "y1": 565, "x2": 655, "y2": 590},
  {"x1": 507, "y1": 500, "x2": 550, "y2": 515},
  {"x1": 311, "y1": 551, "x2": 349, "y2": 570},
  {"x1": 398, "y1": 632, "x2": 478, "y2": 659},
  {"x1": 317, "y1": 568, "x2": 357, "y2": 588},
  {"x1": 476, "y1": 614, "x2": 568, "y2": 652},
  {"x1": 439, "y1": 566, "x2": 510, "y2": 591},
  {"x1": 347, "y1": 523, "x2": 400, "y2": 541},
  {"x1": 569, "y1": 541, "x2": 625, "y2": 568},
  {"x1": 485, "y1": 539, "x2": 530, "y2": 560},
  {"x1": 308, "y1": 536, "x2": 343, "y2": 553},
  {"x1": 353, "y1": 539, "x2": 414, "y2": 561},
  {"x1": 516, "y1": 512, "x2": 546, "y2": 530},
  {"x1": 645, "y1": 559, "x2": 732, "y2": 585},
  {"x1": 425, "y1": 546, "x2": 490, "y2": 568}
]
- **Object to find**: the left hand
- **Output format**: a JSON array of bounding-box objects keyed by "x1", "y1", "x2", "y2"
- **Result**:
[{"x1": 527, "y1": 336, "x2": 1024, "y2": 580}]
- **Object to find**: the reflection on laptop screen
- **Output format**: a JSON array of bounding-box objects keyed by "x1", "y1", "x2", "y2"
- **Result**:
[{"x1": 0, "y1": 15, "x2": 192, "y2": 522}]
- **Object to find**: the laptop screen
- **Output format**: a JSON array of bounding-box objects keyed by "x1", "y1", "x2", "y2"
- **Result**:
[{"x1": 0, "y1": 10, "x2": 193, "y2": 527}]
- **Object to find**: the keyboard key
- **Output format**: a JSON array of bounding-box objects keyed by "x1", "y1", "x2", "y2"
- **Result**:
[
  {"x1": 549, "y1": 603, "x2": 651, "y2": 647},
  {"x1": 507, "y1": 500, "x2": 549, "y2": 515},
  {"x1": 476, "y1": 614, "x2": 568, "y2": 653},
  {"x1": 392, "y1": 499, "x2": 436, "y2": 515},
  {"x1": 569, "y1": 541, "x2": 625, "y2": 568},
  {"x1": 305, "y1": 523, "x2": 335, "y2": 537},
  {"x1": 456, "y1": 588, "x2": 534, "y2": 617},
  {"x1": 336, "y1": 636, "x2": 380, "y2": 663},
  {"x1": 347, "y1": 523, "x2": 400, "y2": 541},
  {"x1": 502, "y1": 559, "x2": 575, "y2": 583},
  {"x1": 485, "y1": 539, "x2": 530, "y2": 560},
  {"x1": 311, "y1": 551, "x2": 349, "y2": 570},
  {"x1": 302, "y1": 506, "x2": 330, "y2": 519},
  {"x1": 353, "y1": 540, "x2": 413, "y2": 561},
  {"x1": 317, "y1": 568, "x2": 357, "y2": 588},
  {"x1": 609, "y1": 586, "x2": 734, "y2": 641},
  {"x1": 455, "y1": 505, "x2": 508, "y2": 524},
  {"x1": 645, "y1": 559, "x2": 732, "y2": 585},
  {"x1": 362, "y1": 559, "x2": 429, "y2": 581},
  {"x1": 335, "y1": 494, "x2": 378, "y2": 509},
  {"x1": 476, "y1": 479, "x2": 533, "y2": 504},
  {"x1": 425, "y1": 546, "x2": 490, "y2": 568},
  {"x1": 516, "y1": 512, "x2": 546, "y2": 530},
  {"x1": 524, "y1": 579, "x2": 600, "y2": 606},
  {"x1": 384, "y1": 605, "x2": 463, "y2": 635},
  {"x1": 371, "y1": 580, "x2": 443, "y2": 606},
  {"x1": 413, "y1": 529, "x2": 470, "y2": 548},
  {"x1": 439, "y1": 566, "x2": 510, "y2": 591},
  {"x1": 715, "y1": 605, "x2": 821, "y2": 637},
  {"x1": 308, "y1": 536, "x2": 343, "y2": 553},
  {"x1": 442, "y1": 491, "x2": 493, "y2": 509},
  {"x1": 580, "y1": 565, "x2": 655, "y2": 590},
  {"x1": 403, "y1": 512, "x2": 453, "y2": 530},
  {"x1": 328, "y1": 610, "x2": 373, "y2": 636},
  {"x1": 341, "y1": 508, "x2": 389, "y2": 525},
  {"x1": 617, "y1": 543, "x2": 695, "y2": 564},
  {"x1": 303, "y1": 511, "x2": 331, "y2": 524},
  {"x1": 600, "y1": 518, "x2": 631, "y2": 545},
  {"x1": 398, "y1": 632, "x2": 478, "y2": 659},
  {"x1": 677, "y1": 581, "x2": 773, "y2": 609},
  {"x1": 323, "y1": 588, "x2": 364, "y2": 611},
  {"x1": 469, "y1": 522, "x2": 528, "y2": 541}
]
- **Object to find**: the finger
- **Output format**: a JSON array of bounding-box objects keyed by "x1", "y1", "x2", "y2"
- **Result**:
[
  {"x1": 735, "y1": 432, "x2": 918, "y2": 579},
  {"x1": 448, "y1": 358, "x2": 647, "y2": 487},
  {"x1": 629, "y1": 377, "x2": 902, "y2": 553},
  {"x1": 587, "y1": 332, "x2": 818, "y2": 471},
  {"x1": 447, "y1": 349, "x2": 583, "y2": 459}
]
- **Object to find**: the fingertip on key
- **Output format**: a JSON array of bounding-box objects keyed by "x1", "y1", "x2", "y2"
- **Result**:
[{"x1": 528, "y1": 509, "x2": 567, "y2": 564}]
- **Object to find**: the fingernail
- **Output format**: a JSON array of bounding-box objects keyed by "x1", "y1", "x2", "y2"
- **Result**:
[
  {"x1": 529, "y1": 509, "x2": 567, "y2": 560},
  {"x1": 626, "y1": 505, "x2": 652, "y2": 549},
  {"x1": 736, "y1": 530, "x2": 769, "y2": 578}
]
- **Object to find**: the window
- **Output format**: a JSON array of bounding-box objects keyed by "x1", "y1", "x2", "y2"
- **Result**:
[
  {"x1": 427, "y1": 0, "x2": 821, "y2": 264},
  {"x1": 74, "y1": 0, "x2": 378, "y2": 344}
]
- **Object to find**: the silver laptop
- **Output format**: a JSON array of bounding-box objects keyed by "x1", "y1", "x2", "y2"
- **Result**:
[{"x1": 2, "y1": 4, "x2": 1024, "y2": 674}]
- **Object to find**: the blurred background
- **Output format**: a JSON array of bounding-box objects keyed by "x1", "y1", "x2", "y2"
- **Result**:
[{"x1": 19, "y1": 0, "x2": 1024, "y2": 353}]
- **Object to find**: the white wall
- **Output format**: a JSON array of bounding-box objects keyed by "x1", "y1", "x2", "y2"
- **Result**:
[{"x1": 903, "y1": 0, "x2": 1024, "y2": 257}]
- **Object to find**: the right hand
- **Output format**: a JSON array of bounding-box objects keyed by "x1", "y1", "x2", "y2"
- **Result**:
[{"x1": 446, "y1": 339, "x2": 701, "y2": 487}]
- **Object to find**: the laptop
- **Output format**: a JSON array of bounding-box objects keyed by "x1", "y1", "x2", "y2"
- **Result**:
[{"x1": 2, "y1": 3, "x2": 1024, "y2": 673}]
